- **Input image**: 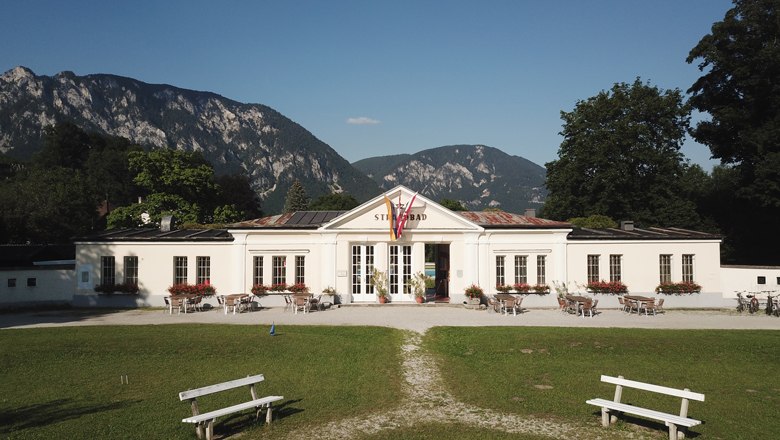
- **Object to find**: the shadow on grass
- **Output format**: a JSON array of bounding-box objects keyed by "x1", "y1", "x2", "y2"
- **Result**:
[
  {"x1": 0, "y1": 398, "x2": 139, "y2": 433},
  {"x1": 215, "y1": 399, "x2": 304, "y2": 437},
  {"x1": 587, "y1": 409, "x2": 704, "y2": 438},
  {"x1": 0, "y1": 308, "x2": 127, "y2": 329}
]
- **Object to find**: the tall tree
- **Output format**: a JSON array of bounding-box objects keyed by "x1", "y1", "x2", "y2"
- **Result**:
[
  {"x1": 687, "y1": 0, "x2": 780, "y2": 263},
  {"x1": 542, "y1": 79, "x2": 701, "y2": 228},
  {"x1": 439, "y1": 198, "x2": 467, "y2": 211},
  {"x1": 283, "y1": 180, "x2": 310, "y2": 213}
]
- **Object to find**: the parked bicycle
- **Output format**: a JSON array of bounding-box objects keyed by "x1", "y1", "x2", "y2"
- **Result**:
[
  {"x1": 736, "y1": 291, "x2": 760, "y2": 314},
  {"x1": 764, "y1": 291, "x2": 778, "y2": 316}
]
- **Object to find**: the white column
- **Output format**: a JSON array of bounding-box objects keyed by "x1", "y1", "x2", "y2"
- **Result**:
[{"x1": 230, "y1": 232, "x2": 248, "y2": 293}]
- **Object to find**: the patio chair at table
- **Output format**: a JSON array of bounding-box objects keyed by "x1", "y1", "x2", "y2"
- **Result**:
[
  {"x1": 283, "y1": 295, "x2": 292, "y2": 312},
  {"x1": 641, "y1": 299, "x2": 657, "y2": 316},
  {"x1": 618, "y1": 297, "x2": 629, "y2": 313},
  {"x1": 625, "y1": 298, "x2": 638, "y2": 314},
  {"x1": 580, "y1": 299, "x2": 595, "y2": 318},
  {"x1": 656, "y1": 298, "x2": 665, "y2": 314},
  {"x1": 293, "y1": 295, "x2": 310, "y2": 314},
  {"x1": 501, "y1": 297, "x2": 520, "y2": 316},
  {"x1": 169, "y1": 296, "x2": 185, "y2": 314},
  {"x1": 557, "y1": 297, "x2": 568, "y2": 313},
  {"x1": 488, "y1": 296, "x2": 501, "y2": 313}
]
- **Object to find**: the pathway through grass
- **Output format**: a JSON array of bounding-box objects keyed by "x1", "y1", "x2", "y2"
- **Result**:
[{"x1": 282, "y1": 331, "x2": 653, "y2": 440}]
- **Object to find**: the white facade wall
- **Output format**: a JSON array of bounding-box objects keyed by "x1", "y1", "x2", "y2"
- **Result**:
[
  {"x1": 0, "y1": 267, "x2": 74, "y2": 307},
  {"x1": 75, "y1": 241, "x2": 234, "y2": 307},
  {"x1": 721, "y1": 265, "x2": 780, "y2": 298}
]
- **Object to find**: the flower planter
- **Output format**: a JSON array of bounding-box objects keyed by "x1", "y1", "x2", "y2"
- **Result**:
[
  {"x1": 378, "y1": 296, "x2": 388, "y2": 304},
  {"x1": 415, "y1": 296, "x2": 424, "y2": 304}
]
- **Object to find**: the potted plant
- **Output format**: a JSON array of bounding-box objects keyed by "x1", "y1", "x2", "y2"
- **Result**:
[
  {"x1": 370, "y1": 268, "x2": 389, "y2": 303},
  {"x1": 532, "y1": 284, "x2": 551, "y2": 294},
  {"x1": 552, "y1": 281, "x2": 568, "y2": 298},
  {"x1": 321, "y1": 286, "x2": 338, "y2": 305},
  {"x1": 655, "y1": 281, "x2": 701, "y2": 295},
  {"x1": 270, "y1": 283, "x2": 288, "y2": 293},
  {"x1": 513, "y1": 283, "x2": 531, "y2": 294},
  {"x1": 410, "y1": 272, "x2": 430, "y2": 303},
  {"x1": 251, "y1": 284, "x2": 269, "y2": 296},
  {"x1": 288, "y1": 283, "x2": 309, "y2": 294},
  {"x1": 464, "y1": 284, "x2": 484, "y2": 306},
  {"x1": 496, "y1": 284, "x2": 512, "y2": 294}
]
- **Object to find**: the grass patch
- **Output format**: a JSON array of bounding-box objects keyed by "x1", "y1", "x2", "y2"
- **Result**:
[
  {"x1": 0, "y1": 325, "x2": 403, "y2": 439},
  {"x1": 424, "y1": 327, "x2": 780, "y2": 440},
  {"x1": 360, "y1": 423, "x2": 554, "y2": 440}
]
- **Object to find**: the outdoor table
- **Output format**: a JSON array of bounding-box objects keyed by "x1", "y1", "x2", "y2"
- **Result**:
[
  {"x1": 223, "y1": 294, "x2": 251, "y2": 314},
  {"x1": 624, "y1": 295, "x2": 655, "y2": 315},
  {"x1": 565, "y1": 295, "x2": 590, "y2": 315}
]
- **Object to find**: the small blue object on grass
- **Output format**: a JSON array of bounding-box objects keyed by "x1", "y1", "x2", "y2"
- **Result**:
[{"x1": 269, "y1": 322, "x2": 276, "y2": 336}]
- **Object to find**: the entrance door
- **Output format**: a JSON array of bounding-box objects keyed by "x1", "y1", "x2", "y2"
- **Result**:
[
  {"x1": 351, "y1": 245, "x2": 375, "y2": 301},
  {"x1": 435, "y1": 244, "x2": 450, "y2": 298},
  {"x1": 388, "y1": 244, "x2": 412, "y2": 297}
]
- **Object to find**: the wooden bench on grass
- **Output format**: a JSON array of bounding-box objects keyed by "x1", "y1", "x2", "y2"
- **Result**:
[
  {"x1": 586, "y1": 375, "x2": 705, "y2": 440},
  {"x1": 178, "y1": 374, "x2": 283, "y2": 440}
]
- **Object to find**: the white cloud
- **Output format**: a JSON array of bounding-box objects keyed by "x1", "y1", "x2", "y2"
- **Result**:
[{"x1": 346, "y1": 116, "x2": 380, "y2": 125}]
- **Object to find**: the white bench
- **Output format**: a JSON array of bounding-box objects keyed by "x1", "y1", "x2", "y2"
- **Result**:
[
  {"x1": 586, "y1": 375, "x2": 705, "y2": 440},
  {"x1": 178, "y1": 374, "x2": 283, "y2": 440}
]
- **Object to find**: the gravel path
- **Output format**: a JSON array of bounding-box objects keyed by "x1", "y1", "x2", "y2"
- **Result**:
[{"x1": 281, "y1": 331, "x2": 654, "y2": 440}]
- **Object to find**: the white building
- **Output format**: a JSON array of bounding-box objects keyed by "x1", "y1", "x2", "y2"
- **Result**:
[{"x1": 72, "y1": 186, "x2": 780, "y2": 309}]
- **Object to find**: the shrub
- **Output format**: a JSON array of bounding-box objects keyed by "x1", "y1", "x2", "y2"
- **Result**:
[
  {"x1": 586, "y1": 280, "x2": 628, "y2": 294},
  {"x1": 513, "y1": 283, "x2": 531, "y2": 293},
  {"x1": 531, "y1": 284, "x2": 551, "y2": 294},
  {"x1": 270, "y1": 283, "x2": 288, "y2": 292},
  {"x1": 167, "y1": 282, "x2": 216, "y2": 296},
  {"x1": 251, "y1": 284, "x2": 269, "y2": 295},
  {"x1": 288, "y1": 283, "x2": 309, "y2": 294},
  {"x1": 655, "y1": 281, "x2": 702, "y2": 295},
  {"x1": 496, "y1": 284, "x2": 512, "y2": 293}
]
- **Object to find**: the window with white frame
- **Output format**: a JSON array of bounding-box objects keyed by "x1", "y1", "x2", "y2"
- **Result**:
[
  {"x1": 496, "y1": 256, "x2": 505, "y2": 287},
  {"x1": 609, "y1": 255, "x2": 622, "y2": 282},
  {"x1": 587, "y1": 255, "x2": 600, "y2": 283},
  {"x1": 659, "y1": 254, "x2": 672, "y2": 283},
  {"x1": 196, "y1": 256, "x2": 210, "y2": 284},
  {"x1": 101, "y1": 256, "x2": 115, "y2": 286},
  {"x1": 514, "y1": 255, "x2": 527, "y2": 284},
  {"x1": 253, "y1": 256, "x2": 263, "y2": 286},
  {"x1": 173, "y1": 256, "x2": 187, "y2": 285},
  {"x1": 682, "y1": 254, "x2": 695, "y2": 282},
  {"x1": 124, "y1": 256, "x2": 138, "y2": 285},
  {"x1": 536, "y1": 255, "x2": 546, "y2": 285},
  {"x1": 295, "y1": 256, "x2": 305, "y2": 285},
  {"x1": 272, "y1": 256, "x2": 286, "y2": 286}
]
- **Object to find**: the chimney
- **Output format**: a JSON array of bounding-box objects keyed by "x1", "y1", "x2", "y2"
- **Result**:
[
  {"x1": 161, "y1": 215, "x2": 175, "y2": 232},
  {"x1": 620, "y1": 220, "x2": 634, "y2": 231},
  {"x1": 524, "y1": 208, "x2": 536, "y2": 218}
]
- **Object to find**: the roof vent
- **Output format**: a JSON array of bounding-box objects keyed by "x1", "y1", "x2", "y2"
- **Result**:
[
  {"x1": 620, "y1": 220, "x2": 634, "y2": 231},
  {"x1": 161, "y1": 215, "x2": 175, "y2": 232},
  {"x1": 524, "y1": 208, "x2": 536, "y2": 218}
]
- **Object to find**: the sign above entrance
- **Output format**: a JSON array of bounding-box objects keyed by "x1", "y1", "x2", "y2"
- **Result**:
[{"x1": 383, "y1": 193, "x2": 418, "y2": 241}]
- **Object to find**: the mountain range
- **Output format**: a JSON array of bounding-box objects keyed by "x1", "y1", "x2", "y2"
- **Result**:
[{"x1": 0, "y1": 66, "x2": 546, "y2": 214}]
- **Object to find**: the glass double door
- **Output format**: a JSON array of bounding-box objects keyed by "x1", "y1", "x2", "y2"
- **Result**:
[{"x1": 351, "y1": 244, "x2": 412, "y2": 301}]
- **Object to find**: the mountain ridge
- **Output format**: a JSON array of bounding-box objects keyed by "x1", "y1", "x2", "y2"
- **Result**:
[{"x1": 0, "y1": 66, "x2": 379, "y2": 213}]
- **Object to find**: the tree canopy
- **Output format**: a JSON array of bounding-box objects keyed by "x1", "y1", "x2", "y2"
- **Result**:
[
  {"x1": 439, "y1": 198, "x2": 467, "y2": 211},
  {"x1": 309, "y1": 192, "x2": 359, "y2": 211},
  {"x1": 283, "y1": 180, "x2": 310, "y2": 213},
  {"x1": 542, "y1": 79, "x2": 702, "y2": 228},
  {"x1": 687, "y1": 0, "x2": 780, "y2": 263}
]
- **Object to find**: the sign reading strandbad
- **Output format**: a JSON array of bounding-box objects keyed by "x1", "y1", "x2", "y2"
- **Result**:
[{"x1": 378, "y1": 193, "x2": 426, "y2": 240}]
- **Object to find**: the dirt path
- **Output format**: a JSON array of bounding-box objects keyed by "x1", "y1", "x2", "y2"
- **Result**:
[{"x1": 282, "y1": 331, "x2": 654, "y2": 440}]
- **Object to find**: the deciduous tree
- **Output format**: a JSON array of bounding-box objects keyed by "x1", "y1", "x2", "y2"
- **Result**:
[
  {"x1": 543, "y1": 79, "x2": 701, "y2": 228},
  {"x1": 687, "y1": 0, "x2": 780, "y2": 263}
]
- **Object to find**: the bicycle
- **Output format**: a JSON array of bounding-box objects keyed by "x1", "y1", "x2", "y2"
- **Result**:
[
  {"x1": 764, "y1": 291, "x2": 778, "y2": 316},
  {"x1": 736, "y1": 291, "x2": 760, "y2": 314},
  {"x1": 746, "y1": 292, "x2": 761, "y2": 314}
]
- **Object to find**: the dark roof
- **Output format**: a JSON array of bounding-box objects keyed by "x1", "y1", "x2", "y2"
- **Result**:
[
  {"x1": 0, "y1": 244, "x2": 75, "y2": 268},
  {"x1": 567, "y1": 226, "x2": 721, "y2": 241},
  {"x1": 76, "y1": 228, "x2": 233, "y2": 242},
  {"x1": 230, "y1": 211, "x2": 346, "y2": 229},
  {"x1": 456, "y1": 211, "x2": 572, "y2": 229}
]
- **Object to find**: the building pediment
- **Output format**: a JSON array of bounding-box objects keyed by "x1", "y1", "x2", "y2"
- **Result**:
[{"x1": 320, "y1": 186, "x2": 483, "y2": 233}]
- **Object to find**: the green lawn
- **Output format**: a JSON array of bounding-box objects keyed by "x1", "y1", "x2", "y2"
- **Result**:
[
  {"x1": 0, "y1": 325, "x2": 404, "y2": 439},
  {"x1": 424, "y1": 327, "x2": 780, "y2": 440},
  {"x1": 1, "y1": 325, "x2": 778, "y2": 440}
]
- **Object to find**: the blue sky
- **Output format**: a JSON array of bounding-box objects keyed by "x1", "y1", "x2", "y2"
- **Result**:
[{"x1": 0, "y1": 0, "x2": 732, "y2": 169}]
